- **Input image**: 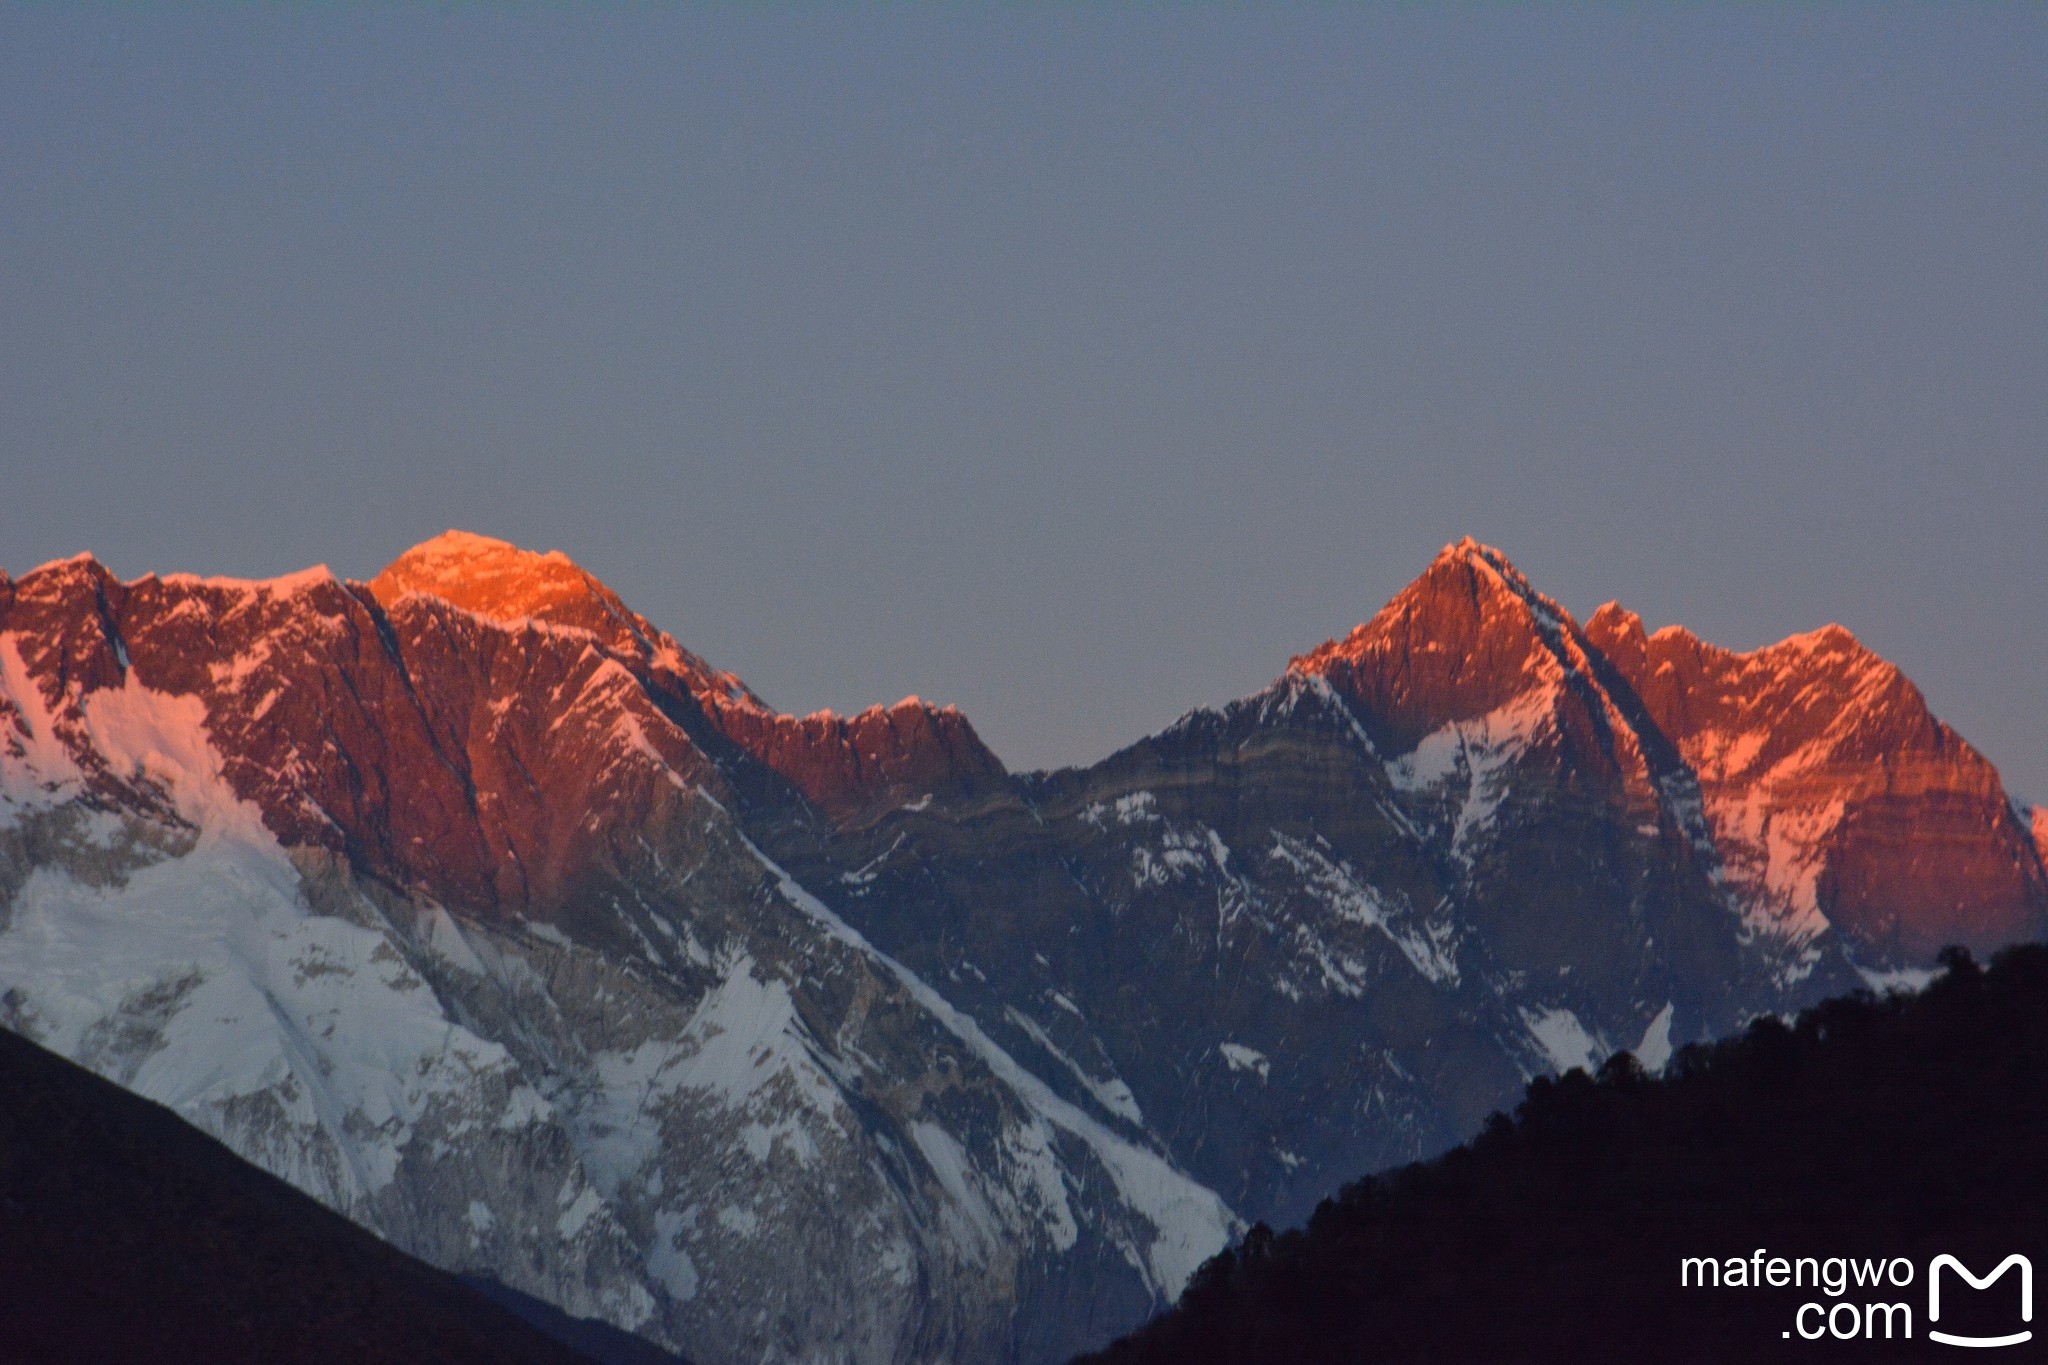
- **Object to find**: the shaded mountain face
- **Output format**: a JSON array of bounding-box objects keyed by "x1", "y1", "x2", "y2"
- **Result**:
[
  {"x1": 771, "y1": 541, "x2": 2042, "y2": 1231},
  {"x1": 0, "y1": 1024, "x2": 617, "y2": 1365},
  {"x1": 0, "y1": 532, "x2": 2039, "y2": 1363}
]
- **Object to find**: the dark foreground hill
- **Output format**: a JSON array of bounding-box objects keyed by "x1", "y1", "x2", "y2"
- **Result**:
[
  {"x1": 1080, "y1": 945, "x2": 2048, "y2": 1364},
  {"x1": 0, "y1": 1025, "x2": 652, "y2": 1364}
]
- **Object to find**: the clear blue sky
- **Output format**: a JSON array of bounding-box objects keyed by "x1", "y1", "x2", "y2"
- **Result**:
[{"x1": 3, "y1": 6, "x2": 2043, "y2": 795}]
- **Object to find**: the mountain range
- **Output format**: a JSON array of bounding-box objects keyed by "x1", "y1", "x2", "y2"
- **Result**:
[{"x1": 1, "y1": 531, "x2": 2040, "y2": 1363}]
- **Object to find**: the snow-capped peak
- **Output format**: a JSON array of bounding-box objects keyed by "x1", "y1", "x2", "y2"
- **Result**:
[
  {"x1": 369, "y1": 530, "x2": 630, "y2": 630},
  {"x1": 1291, "y1": 539, "x2": 1575, "y2": 682},
  {"x1": 1434, "y1": 535, "x2": 1533, "y2": 589}
]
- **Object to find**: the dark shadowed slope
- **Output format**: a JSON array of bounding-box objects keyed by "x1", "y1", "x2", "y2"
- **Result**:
[
  {"x1": 0, "y1": 1025, "x2": 649, "y2": 1365},
  {"x1": 1080, "y1": 945, "x2": 2048, "y2": 1365}
]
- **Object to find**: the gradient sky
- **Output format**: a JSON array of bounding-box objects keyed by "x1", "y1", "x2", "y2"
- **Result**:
[{"x1": 3, "y1": 6, "x2": 2043, "y2": 795}]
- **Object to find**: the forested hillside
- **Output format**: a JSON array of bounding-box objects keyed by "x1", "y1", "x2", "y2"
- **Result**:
[{"x1": 1083, "y1": 946, "x2": 2048, "y2": 1364}]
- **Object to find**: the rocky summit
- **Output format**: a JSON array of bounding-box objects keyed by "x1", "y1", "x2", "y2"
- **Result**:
[{"x1": 1, "y1": 532, "x2": 2040, "y2": 1363}]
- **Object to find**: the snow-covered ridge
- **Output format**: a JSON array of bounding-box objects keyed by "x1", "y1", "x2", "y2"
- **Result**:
[
  {"x1": 739, "y1": 834, "x2": 1239, "y2": 1299},
  {"x1": 1288, "y1": 536, "x2": 1572, "y2": 675},
  {"x1": 5, "y1": 549, "x2": 341, "y2": 600}
]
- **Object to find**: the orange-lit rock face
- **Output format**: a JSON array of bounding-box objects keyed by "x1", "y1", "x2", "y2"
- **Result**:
[
  {"x1": 0, "y1": 552, "x2": 728, "y2": 916},
  {"x1": 1281, "y1": 538, "x2": 2046, "y2": 966},
  {"x1": 1584, "y1": 604, "x2": 2047, "y2": 960},
  {"x1": 370, "y1": 531, "x2": 630, "y2": 632},
  {"x1": 0, "y1": 532, "x2": 1004, "y2": 926},
  {"x1": 367, "y1": 531, "x2": 755, "y2": 704},
  {"x1": 714, "y1": 698, "x2": 1007, "y2": 829},
  {"x1": 1291, "y1": 539, "x2": 1664, "y2": 821},
  {"x1": 367, "y1": 532, "x2": 1008, "y2": 828},
  {"x1": 1293, "y1": 540, "x2": 1563, "y2": 749},
  {"x1": 3, "y1": 533, "x2": 2039, "y2": 963}
]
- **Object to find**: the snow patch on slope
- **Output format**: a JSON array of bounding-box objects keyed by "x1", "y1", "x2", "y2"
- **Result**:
[
  {"x1": 0, "y1": 636, "x2": 85, "y2": 806},
  {"x1": 1520, "y1": 1006, "x2": 1603, "y2": 1076},
  {"x1": 0, "y1": 846, "x2": 545, "y2": 1201},
  {"x1": 1218, "y1": 1043, "x2": 1269, "y2": 1081},
  {"x1": 0, "y1": 661, "x2": 543, "y2": 1189},
  {"x1": 1633, "y1": 1004, "x2": 1675, "y2": 1074},
  {"x1": 0, "y1": 665, "x2": 657, "y2": 1336},
  {"x1": 1005, "y1": 1006, "x2": 1147, "y2": 1127},
  {"x1": 573, "y1": 951, "x2": 846, "y2": 1199},
  {"x1": 738, "y1": 834, "x2": 1239, "y2": 1300},
  {"x1": 1266, "y1": 832, "x2": 1460, "y2": 988},
  {"x1": 1386, "y1": 690, "x2": 1554, "y2": 864}
]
